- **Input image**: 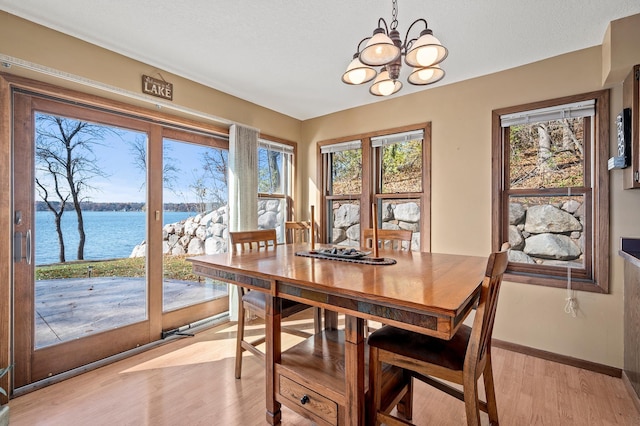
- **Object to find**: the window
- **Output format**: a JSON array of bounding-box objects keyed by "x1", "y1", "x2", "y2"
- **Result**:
[
  {"x1": 320, "y1": 125, "x2": 430, "y2": 251},
  {"x1": 321, "y1": 140, "x2": 363, "y2": 246},
  {"x1": 492, "y1": 91, "x2": 609, "y2": 292},
  {"x1": 372, "y1": 130, "x2": 426, "y2": 251},
  {"x1": 258, "y1": 138, "x2": 295, "y2": 243}
]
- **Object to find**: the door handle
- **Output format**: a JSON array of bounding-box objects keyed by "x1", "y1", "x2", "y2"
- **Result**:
[
  {"x1": 13, "y1": 229, "x2": 32, "y2": 264},
  {"x1": 26, "y1": 229, "x2": 32, "y2": 265}
]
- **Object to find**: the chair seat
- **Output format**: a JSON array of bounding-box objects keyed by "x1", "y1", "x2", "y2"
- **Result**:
[
  {"x1": 367, "y1": 324, "x2": 472, "y2": 372},
  {"x1": 242, "y1": 290, "x2": 310, "y2": 317}
]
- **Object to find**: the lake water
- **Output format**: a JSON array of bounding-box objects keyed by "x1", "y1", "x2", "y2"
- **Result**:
[{"x1": 35, "y1": 210, "x2": 194, "y2": 265}]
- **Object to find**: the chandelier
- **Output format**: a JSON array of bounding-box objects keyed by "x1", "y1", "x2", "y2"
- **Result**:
[{"x1": 341, "y1": 0, "x2": 448, "y2": 96}]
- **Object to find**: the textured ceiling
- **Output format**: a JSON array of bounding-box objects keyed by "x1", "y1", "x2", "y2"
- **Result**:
[{"x1": 1, "y1": 0, "x2": 639, "y2": 120}]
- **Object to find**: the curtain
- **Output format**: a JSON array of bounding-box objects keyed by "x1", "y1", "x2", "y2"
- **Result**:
[
  {"x1": 228, "y1": 124, "x2": 259, "y2": 320},
  {"x1": 228, "y1": 124, "x2": 259, "y2": 232}
]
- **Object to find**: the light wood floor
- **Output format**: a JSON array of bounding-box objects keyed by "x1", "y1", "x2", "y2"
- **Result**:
[{"x1": 8, "y1": 311, "x2": 640, "y2": 425}]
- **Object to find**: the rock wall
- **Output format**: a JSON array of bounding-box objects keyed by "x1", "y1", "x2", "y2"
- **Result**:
[
  {"x1": 330, "y1": 201, "x2": 422, "y2": 251},
  {"x1": 130, "y1": 200, "x2": 285, "y2": 257},
  {"x1": 508, "y1": 199, "x2": 584, "y2": 267},
  {"x1": 133, "y1": 199, "x2": 582, "y2": 262}
]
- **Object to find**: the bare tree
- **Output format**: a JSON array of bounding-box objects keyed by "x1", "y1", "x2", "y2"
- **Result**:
[
  {"x1": 189, "y1": 170, "x2": 209, "y2": 214},
  {"x1": 536, "y1": 123, "x2": 552, "y2": 182},
  {"x1": 35, "y1": 114, "x2": 114, "y2": 261},
  {"x1": 201, "y1": 149, "x2": 228, "y2": 208},
  {"x1": 265, "y1": 150, "x2": 281, "y2": 192},
  {"x1": 128, "y1": 136, "x2": 180, "y2": 193},
  {"x1": 35, "y1": 164, "x2": 70, "y2": 263}
]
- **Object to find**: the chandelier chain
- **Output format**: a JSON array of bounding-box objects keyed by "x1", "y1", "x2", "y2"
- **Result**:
[{"x1": 391, "y1": 0, "x2": 398, "y2": 30}]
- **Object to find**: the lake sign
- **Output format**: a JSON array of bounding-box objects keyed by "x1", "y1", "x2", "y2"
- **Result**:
[{"x1": 142, "y1": 74, "x2": 173, "y2": 100}]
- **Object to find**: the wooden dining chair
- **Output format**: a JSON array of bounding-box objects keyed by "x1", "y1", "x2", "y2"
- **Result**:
[
  {"x1": 363, "y1": 228, "x2": 413, "y2": 335},
  {"x1": 284, "y1": 221, "x2": 324, "y2": 333},
  {"x1": 285, "y1": 221, "x2": 310, "y2": 244},
  {"x1": 367, "y1": 243, "x2": 510, "y2": 426},
  {"x1": 229, "y1": 229, "x2": 314, "y2": 379},
  {"x1": 363, "y1": 228, "x2": 413, "y2": 251}
]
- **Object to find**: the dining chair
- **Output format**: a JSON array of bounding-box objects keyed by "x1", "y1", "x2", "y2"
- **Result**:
[
  {"x1": 362, "y1": 228, "x2": 413, "y2": 336},
  {"x1": 284, "y1": 221, "x2": 324, "y2": 333},
  {"x1": 363, "y1": 228, "x2": 413, "y2": 251},
  {"x1": 285, "y1": 221, "x2": 311, "y2": 244},
  {"x1": 229, "y1": 229, "x2": 314, "y2": 379},
  {"x1": 367, "y1": 243, "x2": 510, "y2": 426}
]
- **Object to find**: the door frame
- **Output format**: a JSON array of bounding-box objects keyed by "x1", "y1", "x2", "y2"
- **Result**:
[{"x1": 2, "y1": 73, "x2": 231, "y2": 392}]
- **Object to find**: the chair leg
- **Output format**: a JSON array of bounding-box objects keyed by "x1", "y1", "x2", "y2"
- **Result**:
[
  {"x1": 367, "y1": 346, "x2": 383, "y2": 426},
  {"x1": 483, "y1": 354, "x2": 499, "y2": 425},
  {"x1": 234, "y1": 302, "x2": 246, "y2": 379},
  {"x1": 396, "y1": 374, "x2": 413, "y2": 420},
  {"x1": 463, "y1": 374, "x2": 481, "y2": 426}
]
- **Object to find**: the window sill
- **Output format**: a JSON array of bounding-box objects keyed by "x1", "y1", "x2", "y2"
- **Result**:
[{"x1": 504, "y1": 271, "x2": 606, "y2": 293}]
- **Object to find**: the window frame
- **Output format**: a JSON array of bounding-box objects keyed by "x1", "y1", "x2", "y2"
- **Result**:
[
  {"x1": 491, "y1": 90, "x2": 610, "y2": 293},
  {"x1": 318, "y1": 123, "x2": 431, "y2": 251},
  {"x1": 257, "y1": 135, "x2": 297, "y2": 242}
]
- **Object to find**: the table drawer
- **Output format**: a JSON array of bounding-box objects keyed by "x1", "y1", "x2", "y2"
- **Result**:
[{"x1": 278, "y1": 375, "x2": 338, "y2": 425}]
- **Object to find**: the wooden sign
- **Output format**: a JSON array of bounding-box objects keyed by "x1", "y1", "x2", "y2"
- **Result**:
[{"x1": 142, "y1": 74, "x2": 173, "y2": 100}]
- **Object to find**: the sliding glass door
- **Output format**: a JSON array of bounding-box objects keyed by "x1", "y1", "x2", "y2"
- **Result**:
[
  {"x1": 160, "y1": 133, "x2": 229, "y2": 331},
  {"x1": 12, "y1": 91, "x2": 228, "y2": 387}
]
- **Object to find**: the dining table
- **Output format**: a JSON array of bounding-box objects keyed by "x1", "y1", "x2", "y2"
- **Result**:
[{"x1": 188, "y1": 243, "x2": 487, "y2": 426}]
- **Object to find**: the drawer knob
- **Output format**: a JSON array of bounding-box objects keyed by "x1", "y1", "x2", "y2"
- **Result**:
[{"x1": 300, "y1": 394, "x2": 310, "y2": 405}]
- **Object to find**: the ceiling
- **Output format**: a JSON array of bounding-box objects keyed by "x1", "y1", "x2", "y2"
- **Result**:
[{"x1": 2, "y1": 0, "x2": 640, "y2": 121}]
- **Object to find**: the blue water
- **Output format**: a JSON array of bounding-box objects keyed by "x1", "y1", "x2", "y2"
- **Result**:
[{"x1": 35, "y1": 210, "x2": 193, "y2": 265}]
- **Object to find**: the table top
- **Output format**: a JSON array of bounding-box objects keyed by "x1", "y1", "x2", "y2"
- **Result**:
[{"x1": 189, "y1": 243, "x2": 487, "y2": 322}]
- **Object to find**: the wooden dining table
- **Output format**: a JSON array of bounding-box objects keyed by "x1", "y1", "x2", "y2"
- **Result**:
[{"x1": 189, "y1": 243, "x2": 487, "y2": 426}]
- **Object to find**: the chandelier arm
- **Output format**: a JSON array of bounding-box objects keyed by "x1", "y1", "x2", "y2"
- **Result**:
[
  {"x1": 355, "y1": 37, "x2": 372, "y2": 54},
  {"x1": 377, "y1": 17, "x2": 390, "y2": 35},
  {"x1": 403, "y1": 18, "x2": 429, "y2": 52}
]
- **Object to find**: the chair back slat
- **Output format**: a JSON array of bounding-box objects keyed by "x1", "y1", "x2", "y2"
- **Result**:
[
  {"x1": 363, "y1": 228, "x2": 413, "y2": 251},
  {"x1": 467, "y1": 243, "x2": 509, "y2": 368},
  {"x1": 229, "y1": 229, "x2": 277, "y2": 255},
  {"x1": 285, "y1": 221, "x2": 310, "y2": 244}
]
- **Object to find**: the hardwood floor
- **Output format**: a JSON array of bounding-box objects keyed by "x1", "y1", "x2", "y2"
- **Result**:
[{"x1": 8, "y1": 312, "x2": 640, "y2": 425}]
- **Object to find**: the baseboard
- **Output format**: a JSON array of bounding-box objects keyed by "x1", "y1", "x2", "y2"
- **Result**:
[
  {"x1": 492, "y1": 339, "x2": 622, "y2": 378},
  {"x1": 622, "y1": 371, "x2": 640, "y2": 413}
]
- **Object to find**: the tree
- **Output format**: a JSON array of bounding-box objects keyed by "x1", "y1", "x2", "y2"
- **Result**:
[
  {"x1": 509, "y1": 118, "x2": 584, "y2": 189},
  {"x1": 258, "y1": 149, "x2": 281, "y2": 193},
  {"x1": 35, "y1": 114, "x2": 115, "y2": 261},
  {"x1": 128, "y1": 136, "x2": 180, "y2": 192},
  {"x1": 189, "y1": 170, "x2": 209, "y2": 214},
  {"x1": 200, "y1": 148, "x2": 228, "y2": 208},
  {"x1": 35, "y1": 165, "x2": 70, "y2": 263},
  {"x1": 331, "y1": 149, "x2": 362, "y2": 194}
]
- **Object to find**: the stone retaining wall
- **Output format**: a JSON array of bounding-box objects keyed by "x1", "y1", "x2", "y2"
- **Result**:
[
  {"x1": 131, "y1": 199, "x2": 581, "y2": 264},
  {"x1": 330, "y1": 201, "x2": 421, "y2": 251},
  {"x1": 508, "y1": 199, "x2": 584, "y2": 267},
  {"x1": 130, "y1": 200, "x2": 284, "y2": 257}
]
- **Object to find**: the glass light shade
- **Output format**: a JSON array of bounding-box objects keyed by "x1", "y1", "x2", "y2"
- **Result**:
[
  {"x1": 342, "y1": 57, "x2": 377, "y2": 85},
  {"x1": 405, "y1": 32, "x2": 448, "y2": 67},
  {"x1": 408, "y1": 65, "x2": 445, "y2": 85},
  {"x1": 359, "y1": 31, "x2": 401, "y2": 66},
  {"x1": 370, "y1": 69, "x2": 402, "y2": 96}
]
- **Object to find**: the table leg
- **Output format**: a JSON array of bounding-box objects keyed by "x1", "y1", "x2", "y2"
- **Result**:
[
  {"x1": 265, "y1": 292, "x2": 282, "y2": 425},
  {"x1": 344, "y1": 315, "x2": 365, "y2": 426},
  {"x1": 324, "y1": 309, "x2": 339, "y2": 330}
]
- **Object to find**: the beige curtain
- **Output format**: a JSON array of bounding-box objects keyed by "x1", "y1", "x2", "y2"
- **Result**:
[
  {"x1": 228, "y1": 124, "x2": 259, "y2": 320},
  {"x1": 228, "y1": 124, "x2": 259, "y2": 232}
]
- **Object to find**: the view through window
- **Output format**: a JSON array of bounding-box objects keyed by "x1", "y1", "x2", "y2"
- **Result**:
[
  {"x1": 320, "y1": 125, "x2": 430, "y2": 251},
  {"x1": 492, "y1": 91, "x2": 609, "y2": 292}
]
